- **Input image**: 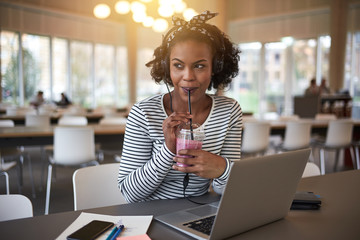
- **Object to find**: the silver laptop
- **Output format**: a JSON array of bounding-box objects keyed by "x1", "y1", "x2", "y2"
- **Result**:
[{"x1": 156, "y1": 149, "x2": 311, "y2": 240}]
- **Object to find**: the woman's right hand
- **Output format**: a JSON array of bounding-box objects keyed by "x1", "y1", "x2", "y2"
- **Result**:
[{"x1": 162, "y1": 112, "x2": 192, "y2": 153}]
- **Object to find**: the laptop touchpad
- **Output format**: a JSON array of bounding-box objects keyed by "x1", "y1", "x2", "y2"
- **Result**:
[{"x1": 186, "y1": 205, "x2": 218, "y2": 217}]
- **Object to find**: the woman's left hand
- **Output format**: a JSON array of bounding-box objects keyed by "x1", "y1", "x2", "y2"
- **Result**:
[{"x1": 172, "y1": 149, "x2": 226, "y2": 179}]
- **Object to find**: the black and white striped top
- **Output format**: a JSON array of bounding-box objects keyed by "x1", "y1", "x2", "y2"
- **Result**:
[{"x1": 118, "y1": 94, "x2": 242, "y2": 203}]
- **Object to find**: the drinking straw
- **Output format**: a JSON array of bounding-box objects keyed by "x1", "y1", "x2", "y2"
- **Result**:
[{"x1": 188, "y1": 91, "x2": 194, "y2": 140}]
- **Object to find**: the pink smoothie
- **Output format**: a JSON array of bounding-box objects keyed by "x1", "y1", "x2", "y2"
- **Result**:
[{"x1": 176, "y1": 138, "x2": 203, "y2": 167}]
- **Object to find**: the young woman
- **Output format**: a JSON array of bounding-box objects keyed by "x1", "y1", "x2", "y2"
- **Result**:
[{"x1": 118, "y1": 11, "x2": 242, "y2": 203}]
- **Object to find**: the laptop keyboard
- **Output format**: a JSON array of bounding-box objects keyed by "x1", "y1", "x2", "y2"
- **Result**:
[{"x1": 183, "y1": 215, "x2": 215, "y2": 235}]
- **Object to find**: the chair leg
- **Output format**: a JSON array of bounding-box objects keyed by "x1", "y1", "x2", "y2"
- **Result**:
[
  {"x1": 333, "y1": 150, "x2": 340, "y2": 172},
  {"x1": 320, "y1": 149, "x2": 326, "y2": 175},
  {"x1": 354, "y1": 145, "x2": 360, "y2": 170},
  {"x1": 349, "y1": 146, "x2": 357, "y2": 170},
  {"x1": 45, "y1": 164, "x2": 53, "y2": 215},
  {"x1": 0, "y1": 171, "x2": 10, "y2": 194},
  {"x1": 26, "y1": 154, "x2": 36, "y2": 198}
]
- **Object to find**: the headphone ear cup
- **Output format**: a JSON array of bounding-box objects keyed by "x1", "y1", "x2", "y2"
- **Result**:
[
  {"x1": 162, "y1": 56, "x2": 170, "y2": 80},
  {"x1": 213, "y1": 56, "x2": 223, "y2": 74}
]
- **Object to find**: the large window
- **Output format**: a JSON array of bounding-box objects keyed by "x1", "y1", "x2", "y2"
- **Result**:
[
  {"x1": 293, "y1": 39, "x2": 317, "y2": 96},
  {"x1": 226, "y1": 42, "x2": 261, "y2": 114},
  {"x1": 1, "y1": 31, "x2": 19, "y2": 104},
  {"x1": 1, "y1": 30, "x2": 129, "y2": 109},
  {"x1": 224, "y1": 36, "x2": 332, "y2": 118},
  {"x1": 22, "y1": 34, "x2": 51, "y2": 104},
  {"x1": 264, "y1": 42, "x2": 286, "y2": 114},
  {"x1": 52, "y1": 38, "x2": 68, "y2": 102},
  {"x1": 94, "y1": 44, "x2": 115, "y2": 106},
  {"x1": 70, "y1": 41, "x2": 93, "y2": 108}
]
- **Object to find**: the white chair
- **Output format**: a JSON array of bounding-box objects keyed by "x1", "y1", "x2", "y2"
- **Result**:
[
  {"x1": 99, "y1": 117, "x2": 127, "y2": 125},
  {"x1": 58, "y1": 116, "x2": 88, "y2": 126},
  {"x1": 302, "y1": 162, "x2": 321, "y2": 178},
  {"x1": 96, "y1": 117, "x2": 126, "y2": 161},
  {"x1": 315, "y1": 113, "x2": 337, "y2": 121},
  {"x1": 242, "y1": 121, "x2": 271, "y2": 158},
  {"x1": 0, "y1": 161, "x2": 18, "y2": 194},
  {"x1": 6, "y1": 106, "x2": 36, "y2": 116},
  {"x1": 73, "y1": 163, "x2": 127, "y2": 211},
  {"x1": 279, "y1": 114, "x2": 300, "y2": 121},
  {"x1": 25, "y1": 114, "x2": 51, "y2": 127},
  {"x1": 0, "y1": 120, "x2": 35, "y2": 197},
  {"x1": 0, "y1": 194, "x2": 33, "y2": 221},
  {"x1": 0, "y1": 121, "x2": 18, "y2": 194},
  {"x1": 352, "y1": 141, "x2": 360, "y2": 170},
  {"x1": 45, "y1": 127, "x2": 99, "y2": 214},
  {"x1": 279, "y1": 121, "x2": 312, "y2": 151},
  {"x1": 315, "y1": 120, "x2": 355, "y2": 175},
  {"x1": 61, "y1": 105, "x2": 87, "y2": 116}
]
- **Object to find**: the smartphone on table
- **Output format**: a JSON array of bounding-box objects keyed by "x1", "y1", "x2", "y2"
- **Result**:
[{"x1": 67, "y1": 220, "x2": 114, "y2": 240}]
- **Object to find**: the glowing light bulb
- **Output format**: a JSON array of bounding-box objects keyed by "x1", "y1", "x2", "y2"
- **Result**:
[
  {"x1": 158, "y1": 5, "x2": 174, "y2": 18},
  {"x1": 93, "y1": 4, "x2": 111, "y2": 19},
  {"x1": 143, "y1": 16, "x2": 154, "y2": 27},
  {"x1": 115, "y1": 1, "x2": 130, "y2": 14},
  {"x1": 183, "y1": 8, "x2": 197, "y2": 21},
  {"x1": 152, "y1": 18, "x2": 168, "y2": 32}
]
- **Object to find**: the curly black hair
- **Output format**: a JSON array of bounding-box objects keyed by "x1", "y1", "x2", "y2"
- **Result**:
[{"x1": 145, "y1": 23, "x2": 241, "y2": 90}]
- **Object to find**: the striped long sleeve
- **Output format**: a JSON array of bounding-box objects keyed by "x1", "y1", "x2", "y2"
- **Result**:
[{"x1": 118, "y1": 94, "x2": 242, "y2": 202}]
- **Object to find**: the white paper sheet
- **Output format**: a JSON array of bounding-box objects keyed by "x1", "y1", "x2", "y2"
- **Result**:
[{"x1": 56, "y1": 212, "x2": 153, "y2": 240}]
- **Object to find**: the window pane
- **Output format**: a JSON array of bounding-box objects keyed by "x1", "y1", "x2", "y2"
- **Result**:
[
  {"x1": 264, "y1": 42, "x2": 286, "y2": 114},
  {"x1": 225, "y1": 42, "x2": 261, "y2": 114},
  {"x1": 319, "y1": 36, "x2": 331, "y2": 82},
  {"x1": 293, "y1": 39, "x2": 317, "y2": 96},
  {"x1": 52, "y1": 37, "x2": 68, "y2": 102},
  {"x1": 136, "y1": 48, "x2": 166, "y2": 102},
  {"x1": 95, "y1": 44, "x2": 115, "y2": 106},
  {"x1": 22, "y1": 34, "x2": 50, "y2": 104},
  {"x1": 117, "y1": 46, "x2": 129, "y2": 107},
  {"x1": 70, "y1": 41, "x2": 92, "y2": 108},
  {"x1": 1, "y1": 31, "x2": 19, "y2": 105}
]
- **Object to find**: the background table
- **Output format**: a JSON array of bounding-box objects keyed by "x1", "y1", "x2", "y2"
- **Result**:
[{"x1": 0, "y1": 170, "x2": 359, "y2": 239}]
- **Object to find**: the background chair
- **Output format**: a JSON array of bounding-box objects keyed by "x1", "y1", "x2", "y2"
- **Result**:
[
  {"x1": 315, "y1": 113, "x2": 337, "y2": 121},
  {"x1": 57, "y1": 115, "x2": 88, "y2": 126},
  {"x1": 25, "y1": 114, "x2": 51, "y2": 127},
  {"x1": 241, "y1": 121, "x2": 271, "y2": 158},
  {"x1": 0, "y1": 194, "x2": 33, "y2": 221},
  {"x1": 45, "y1": 126, "x2": 99, "y2": 214},
  {"x1": 97, "y1": 117, "x2": 126, "y2": 161},
  {"x1": 302, "y1": 162, "x2": 321, "y2": 178},
  {"x1": 0, "y1": 120, "x2": 35, "y2": 197},
  {"x1": 314, "y1": 120, "x2": 355, "y2": 175},
  {"x1": 0, "y1": 160, "x2": 18, "y2": 194},
  {"x1": 277, "y1": 121, "x2": 312, "y2": 151},
  {"x1": 73, "y1": 163, "x2": 127, "y2": 211}
]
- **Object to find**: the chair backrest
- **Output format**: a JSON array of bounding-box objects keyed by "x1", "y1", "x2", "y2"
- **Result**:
[
  {"x1": 73, "y1": 163, "x2": 127, "y2": 210},
  {"x1": 242, "y1": 121, "x2": 271, "y2": 153},
  {"x1": 62, "y1": 105, "x2": 87, "y2": 116},
  {"x1": 279, "y1": 115, "x2": 300, "y2": 121},
  {"x1": 302, "y1": 162, "x2": 321, "y2": 178},
  {"x1": 0, "y1": 120, "x2": 15, "y2": 127},
  {"x1": 58, "y1": 116, "x2": 88, "y2": 126},
  {"x1": 0, "y1": 194, "x2": 33, "y2": 221},
  {"x1": 99, "y1": 117, "x2": 127, "y2": 125},
  {"x1": 25, "y1": 114, "x2": 51, "y2": 127},
  {"x1": 6, "y1": 106, "x2": 36, "y2": 116},
  {"x1": 283, "y1": 121, "x2": 312, "y2": 150},
  {"x1": 315, "y1": 113, "x2": 337, "y2": 121},
  {"x1": 53, "y1": 127, "x2": 96, "y2": 165},
  {"x1": 325, "y1": 120, "x2": 354, "y2": 147}
]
